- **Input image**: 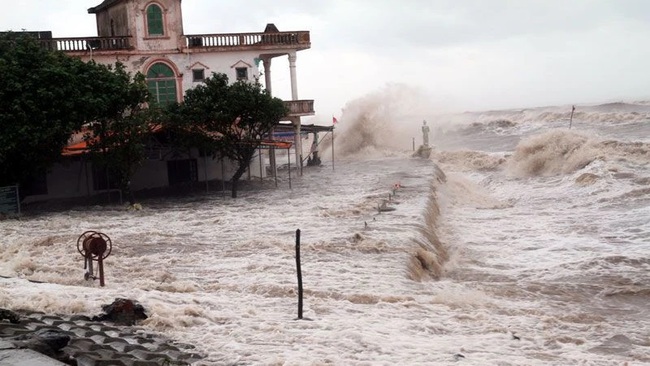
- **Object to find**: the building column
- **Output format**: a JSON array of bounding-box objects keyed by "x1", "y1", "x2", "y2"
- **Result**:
[
  {"x1": 263, "y1": 58, "x2": 272, "y2": 95},
  {"x1": 292, "y1": 116, "x2": 302, "y2": 176},
  {"x1": 288, "y1": 52, "x2": 302, "y2": 173},
  {"x1": 288, "y1": 52, "x2": 298, "y2": 100},
  {"x1": 263, "y1": 58, "x2": 276, "y2": 176}
]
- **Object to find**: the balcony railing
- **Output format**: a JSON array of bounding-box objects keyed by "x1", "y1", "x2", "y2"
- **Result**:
[
  {"x1": 38, "y1": 31, "x2": 309, "y2": 53},
  {"x1": 39, "y1": 36, "x2": 132, "y2": 52},
  {"x1": 283, "y1": 100, "x2": 315, "y2": 117},
  {"x1": 185, "y1": 31, "x2": 310, "y2": 49}
]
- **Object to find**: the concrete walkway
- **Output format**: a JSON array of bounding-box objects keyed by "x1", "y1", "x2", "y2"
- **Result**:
[
  {"x1": 0, "y1": 340, "x2": 66, "y2": 366},
  {"x1": 1, "y1": 312, "x2": 202, "y2": 365}
]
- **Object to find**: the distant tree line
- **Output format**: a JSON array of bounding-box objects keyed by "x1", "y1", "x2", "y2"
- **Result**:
[{"x1": 0, "y1": 32, "x2": 287, "y2": 202}]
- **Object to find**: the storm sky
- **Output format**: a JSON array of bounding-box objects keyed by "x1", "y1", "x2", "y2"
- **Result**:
[{"x1": 3, "y1": 0, "x2": 650, "y2": 118}]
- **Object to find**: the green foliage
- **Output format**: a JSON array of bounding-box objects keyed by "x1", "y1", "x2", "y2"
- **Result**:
[
  {"x1": 0, "y1": 33, "x2": 286, "y2": 201},
  {"x1": 83, "y1": 65, "x2": 152, "y2": 205},
  {"x1": 0, "y1": 32, "x2": 152, "y2": 203},
  {"x1": 0, "y1": 33, "x2": 101, "y2": 186},
  {"x1": 169, "y1": 73, "x2": 287, "y2": 197},
  {"x1": 86, "y1": 106, "x2": 160, "y2": 205},
  {"x1": 81, "y1": 62, "x2": 150, "y2": 124}
]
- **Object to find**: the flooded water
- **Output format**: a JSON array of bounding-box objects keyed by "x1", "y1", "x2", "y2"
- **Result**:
[{"x1": 1, "y1": 95, "x2": 649, "y2": 365}]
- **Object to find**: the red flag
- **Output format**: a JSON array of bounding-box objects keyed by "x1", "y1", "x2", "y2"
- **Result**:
[{"x1": 332, "y1": 116, "x2": 338, "y2": 124}]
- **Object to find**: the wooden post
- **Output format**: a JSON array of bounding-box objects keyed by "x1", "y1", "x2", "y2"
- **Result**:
[
  {"x1": 85, "y1": 158, "x2": 90, "y2": 197},
  {"x1": 569, "y1": 105, "x2": 575, "y2": 129},
  {"x1": 221, "y1": 157, "x2": 226, "y2": 198},
  {"x1": 204, "y1": 155, "x2": 209, "y2": 193},
  {"x1": 331, "y1": 129, "x2": 335, "y2": 171},
  {"x1": 258, "y1": 148, "x2": 263, "y2": 182},
  {"x1": 106, "y1": 167, "x2": 111, "y2": 204},
  {"x1": 288, "y1": 148, "x2": 292, "y2": 190},
  {"x1": 272, "y1": 146, "x2": 278, "y2": 188},
  {"x1": 295, "y1": 229, "x2": 303, "y2": 320}
]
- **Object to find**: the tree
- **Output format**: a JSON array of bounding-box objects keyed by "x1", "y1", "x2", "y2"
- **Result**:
[
  {"x1": 0, "y1": 33, "x2": 151, "y2": 206},
  {"x1": 85, "y1": 106, "x2": 161, "y2": 206},
  {"x1": 0, "y1": 33, "x2": 102, "y2": 189},
  {"x1": 174, "y1": 73, "x2": 287, "y2": 198},
  {"x1": 82, "y1": 63, "x2": 152, "y2": 205}
]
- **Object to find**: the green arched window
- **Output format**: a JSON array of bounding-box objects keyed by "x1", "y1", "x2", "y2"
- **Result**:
[
  {"x1": 146, "y1": 4, "x2": 164, "y2": 36},
  {"x1": 147, "y1": 63, "x2": 177, "y2": 104}
]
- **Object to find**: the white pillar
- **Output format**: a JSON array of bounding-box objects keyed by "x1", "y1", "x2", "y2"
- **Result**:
[
  {"x1": 263, "y1": 58, "x2": 272, "y2": 95},
  {"x1": 288, "y1": 52, "x2": 302, "y2": 173},
  {"x1": 292, "y1": 117, "x2": 302, "y2": 175},
  {"x1": 288, "y1": 52, "x2": 298, "y2": 100},
  {"x1": 260, "y1": 57, "x2": 276, "y2": 174}
]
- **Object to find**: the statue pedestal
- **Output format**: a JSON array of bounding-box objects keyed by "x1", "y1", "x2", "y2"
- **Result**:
[{"x1": 412, "y1": 145, "x2": 432, "y2": 159}]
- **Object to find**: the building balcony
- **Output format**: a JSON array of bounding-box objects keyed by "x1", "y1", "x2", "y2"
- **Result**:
[
  {"x1": 282, "y1": 100, "x2": 315, "y2": 119},
  {"x1": 41, "y1": 30, "x2": 310, "y2": 54},
  {"x1": 39, "y1": 36, "x2": 132, "y2": 52},
  {"x1": 185, "y1": 31, "x2": 310, "y2": 52}
]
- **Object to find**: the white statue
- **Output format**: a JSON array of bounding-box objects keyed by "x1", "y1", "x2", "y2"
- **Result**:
[{"x1": 421, "y1": 120, "x2": 430, "y2": 146}]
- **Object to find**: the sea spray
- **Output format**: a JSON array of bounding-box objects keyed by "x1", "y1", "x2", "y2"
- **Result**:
[
  {"x1": 321, "y1": 84, "x2": 446, "y2": 158},
  {"x1": 506, "y1": 129, "x2": 599, "y2": 177},
  {"x1": 434, "y1": 150, "x2": 506, "y2": 172},
  {"x1": 506, "y1": 128, "x2": 650, "y2": 179}
]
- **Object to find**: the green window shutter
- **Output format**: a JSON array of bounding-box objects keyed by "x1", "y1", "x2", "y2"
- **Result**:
[
  {"x1": 158, "y1": 80, "x2": 177, "y2": 104},
  {"x1": 147, "y1": 5, "x2": 164, "y2": 36},
  {"x1": 146, "y1": 63, "x2": 176, "y2": 104},
  {"x1": 147, "y1": 80, "x2": 160, "y2": 103}
]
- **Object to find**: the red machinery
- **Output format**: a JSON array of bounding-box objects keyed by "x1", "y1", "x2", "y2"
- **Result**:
[{"x1": 77, "y1": 231, "x2": 112, "y2": 287}]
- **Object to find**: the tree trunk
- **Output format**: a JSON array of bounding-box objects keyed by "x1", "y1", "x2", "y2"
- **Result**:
[
  {"x1": 230, "y1": 163, "x2": 248, "y2": 198},
  {"x1": 125, "y1": 185, "x2": 135, "y2": 206},
  {"x1": 118, "y1": 173, "x2": 136, "y2": 206}
]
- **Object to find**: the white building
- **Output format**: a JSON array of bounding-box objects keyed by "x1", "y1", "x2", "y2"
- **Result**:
[{"x1": 25, "y1": 0, "x2": 315, "y2": 204}]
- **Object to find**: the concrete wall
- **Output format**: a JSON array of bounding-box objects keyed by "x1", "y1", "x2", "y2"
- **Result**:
[
  {"x1": 131, "y1": 159, "x2": 169, "y2": 189},
  {"x1": 94, "y1": 0, "x2": 184, "y2": 50},
  {"x1": 89, "y1": 51, "x2": 261, "y2": 99},
  {"x1": 95, "y1": 3, "x2": 129, "y2": 36},
  {"x1": 24, "y1": 153, "x2": 266, "y2": 203},
  {"x1": 128, "y1": 0, "x2": 185, "y2": 52},
  {"x1": 24, "y1": 160, "x2": 92, "y2": 203},
  {"x1": 177, "y1": 52, "x2": 262, "y2": 93}
]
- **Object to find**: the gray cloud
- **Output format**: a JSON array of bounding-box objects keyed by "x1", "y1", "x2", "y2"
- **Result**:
[{"x1": 315, "y1": 0, "x2": 648, "y2": 53}]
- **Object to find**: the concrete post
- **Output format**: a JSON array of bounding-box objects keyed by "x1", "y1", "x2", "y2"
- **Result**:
[
  {"x1": 288, "y1": 52, "x2": 298, "y2": 100},
  {"x1": 293, "y1": 117, "x2": 302, "y2": 175},
  {"x1": 263, "y1": 58, "x2": 272, "y2": 95},
  {"x1": 262, "y1": 57, "x2": 277, "y2": 174},
  {"x1": 288, "y1": 53, "x2": 302, "y2": 174}
]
